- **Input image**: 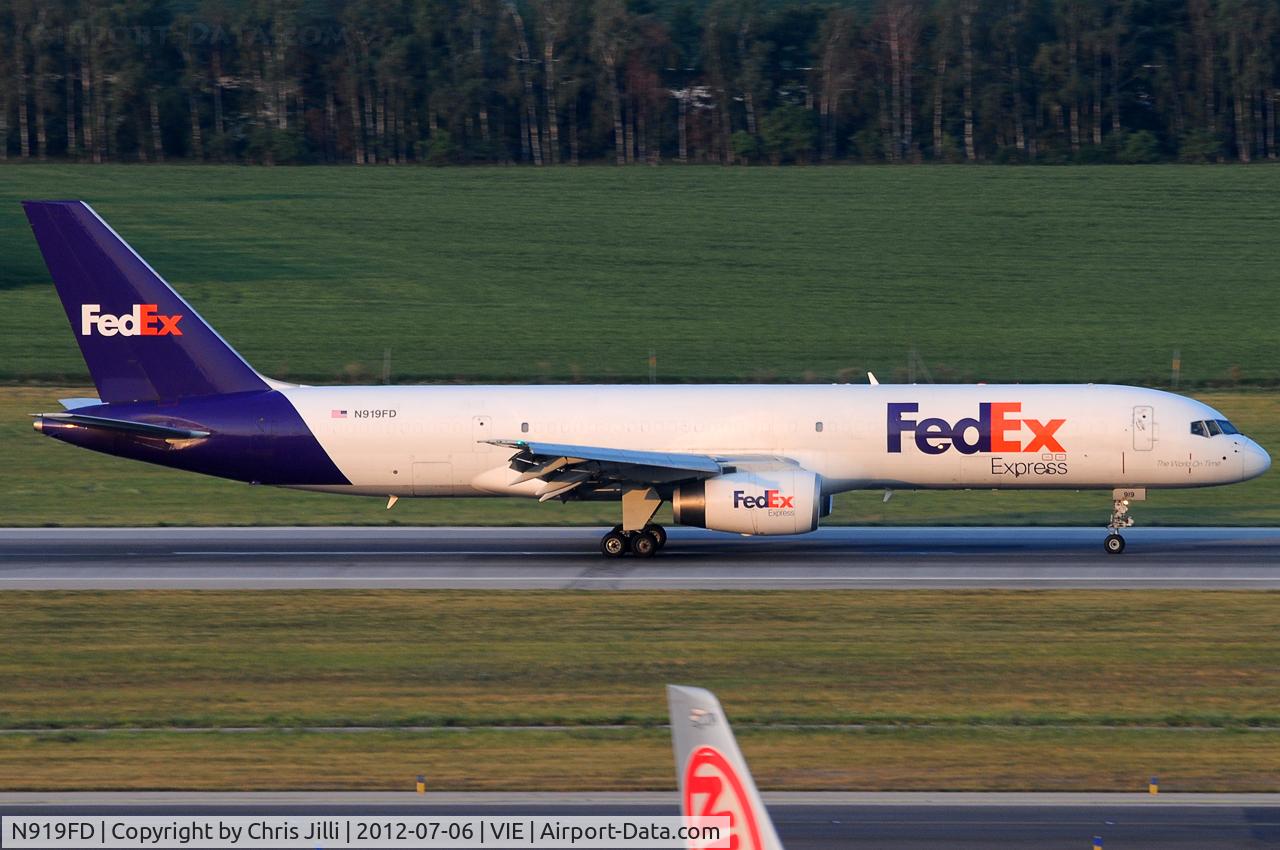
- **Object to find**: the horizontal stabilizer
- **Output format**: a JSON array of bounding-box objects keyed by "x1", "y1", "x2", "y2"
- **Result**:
[
  {"x1": 32, "y1": 412, "x2": 210, "y2": 440},
  {"x1": 58, "y1": 397, "x2": 102, "y2": 410}
]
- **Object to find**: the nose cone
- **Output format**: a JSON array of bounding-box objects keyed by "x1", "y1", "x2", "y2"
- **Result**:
[{"x1": 1242, "y1": 440, "x2": 1271, "y2": 481}]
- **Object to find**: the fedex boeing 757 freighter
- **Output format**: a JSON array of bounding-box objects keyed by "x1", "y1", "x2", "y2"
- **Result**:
[{"x1": 23, "y1": 201, "x2": 1270, "y2": 557}]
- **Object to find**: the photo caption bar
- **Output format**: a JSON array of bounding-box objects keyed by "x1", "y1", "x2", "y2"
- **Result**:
[{"x1": 1, "y1": 815, "x2": 730, "y2": 849}]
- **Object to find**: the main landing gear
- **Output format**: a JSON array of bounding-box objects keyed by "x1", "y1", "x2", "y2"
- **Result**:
[
  {"x1": 600, "y1": 486, "x2": 669, "y2": 557},
  {"x1": 601, "y1": 524, "x2": 667, "y2": 558},
  {"x1": 1103, "y1": 488, "x2": 1144, "y2": 555}
]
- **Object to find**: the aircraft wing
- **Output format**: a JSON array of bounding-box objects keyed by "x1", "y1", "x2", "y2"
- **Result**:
[{"x1": 485, "y1": 439, "x2": 723, "y2": 500}]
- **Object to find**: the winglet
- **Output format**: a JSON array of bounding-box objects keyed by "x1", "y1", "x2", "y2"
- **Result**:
[
  {"x1": 867, "y1": 371, "x2": 879, "y2": 386},
  {"x1": 667, "y1": 685, "x2": 785, "y2": 850}
]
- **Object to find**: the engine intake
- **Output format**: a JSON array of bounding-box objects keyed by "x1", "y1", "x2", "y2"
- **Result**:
[{"x1": 673, "y1": 469, "x2": 823, "y2": 535}]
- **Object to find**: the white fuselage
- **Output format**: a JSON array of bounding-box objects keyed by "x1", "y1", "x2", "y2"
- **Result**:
[{"x1": 279, "y1": 383, "x2": 1269, "y2": 498}]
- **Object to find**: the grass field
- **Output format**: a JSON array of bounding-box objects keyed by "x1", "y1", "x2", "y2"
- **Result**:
[
  {"x1": 5, "y1": 727, "x2": 1277, "y2": 792},
  {"x1": 1, "y1": 164, "x2": 1278, "y2": 388},
  {"x1": 3, "y1": 386, "x2": 1276, "y2": 526},
  {"x1": 0, "y1": 590, "x2": 1276, "y2": 790}
]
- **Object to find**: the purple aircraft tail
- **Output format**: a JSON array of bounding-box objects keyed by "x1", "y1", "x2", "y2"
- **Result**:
[{"x1": 22, "y1": 200, "x2": 269, "y2": 404}]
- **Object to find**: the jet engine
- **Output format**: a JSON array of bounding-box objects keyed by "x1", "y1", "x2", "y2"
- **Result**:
[{"x1": 672, "y1": 469, "x2": 823, "y2": 535}]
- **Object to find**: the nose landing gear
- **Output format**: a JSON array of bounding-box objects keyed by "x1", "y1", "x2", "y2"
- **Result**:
[{"x1": 1103, "y1": 488, "x2": 1144, "y2": 555}]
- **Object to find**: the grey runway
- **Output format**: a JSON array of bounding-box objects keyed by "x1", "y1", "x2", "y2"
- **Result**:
[
  {"x1": 2, "y1": 793, "x2": 1277, "y2": 848},
  {"x1": 1, "y1": 526, "x2": 1278, "y2": 588}
]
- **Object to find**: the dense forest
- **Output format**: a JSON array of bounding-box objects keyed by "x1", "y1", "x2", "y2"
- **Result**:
[{"x1": 1, "y1": 0, "x2": 1277, "y2": 165}]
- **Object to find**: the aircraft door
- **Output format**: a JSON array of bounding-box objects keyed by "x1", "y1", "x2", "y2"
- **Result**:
[{"x1": 1133, "y1": 406, "x2": 1154, "y2": 451}]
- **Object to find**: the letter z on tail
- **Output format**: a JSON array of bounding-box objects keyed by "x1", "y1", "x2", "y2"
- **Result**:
[{"x1": 668, "y1": 685, "x2": 785, "y2": 850}]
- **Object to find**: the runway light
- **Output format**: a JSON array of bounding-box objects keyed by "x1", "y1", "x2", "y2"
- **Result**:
[
  {"x1": 416, "y1": 774, "x2": 425, "y2": 794},
  {"x1": 1149, "y1": 775, "x2": 1158, "y2": 795}
]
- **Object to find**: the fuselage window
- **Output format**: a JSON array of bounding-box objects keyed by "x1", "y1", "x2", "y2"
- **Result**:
[
  {"x1": 1190, "y1": 421, "x2": 1208, "y2": 438},
  {"x1": 815, "y1": 421, "x2": 824, "y2": 433},
  {"x1": 1217, "y1": 419, "x2": 1240, "y2": 435},
  {"x1": 521, "y1": 422, "x2": 529, "y2": 433},
  {"x1": 1206, "y1": 420, "x2": 1223, "y2": 437}
]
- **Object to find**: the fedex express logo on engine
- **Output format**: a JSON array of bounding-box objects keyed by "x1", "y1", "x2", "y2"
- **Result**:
[
  {"x1": 733, "y1": 489, "x2": 794, "y2": 509},
  {"x1": 80, "y1": 304, "x2": 182, "y2": 337},
  {"x1": 888, "y1": 402, "x2": 1065, "y2": 455}
]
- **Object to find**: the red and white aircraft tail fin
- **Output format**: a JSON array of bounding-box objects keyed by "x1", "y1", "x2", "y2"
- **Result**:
[{"x1": 668, "y1": 685, "x2": 785, "y2": 850}]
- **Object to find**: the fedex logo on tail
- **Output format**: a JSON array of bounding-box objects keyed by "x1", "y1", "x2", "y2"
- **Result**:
[
  {"x1": 81, "y1": 304, "x2": 182, "y2": 337},
  {"x1": 888, "y1": 402, "x2": 1066, "y2": 455}
]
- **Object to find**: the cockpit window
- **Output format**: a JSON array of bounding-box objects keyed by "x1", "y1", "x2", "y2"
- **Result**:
[{"x1": 1191, "y1": 419, "x2": 1243, "y2": 438}]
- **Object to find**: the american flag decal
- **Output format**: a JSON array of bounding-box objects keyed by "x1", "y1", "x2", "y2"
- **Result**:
[{"x1": 331, "y1": 409, "x2": 348, "y2": 418}]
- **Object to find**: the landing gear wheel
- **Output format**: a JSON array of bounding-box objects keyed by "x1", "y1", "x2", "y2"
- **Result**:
[
  {"x1": 645, "y1": 525, "x2": 667, "y2": 549},
  {"x1": 630, "y1": 530, "x2": 659, "y2": 558},
  {"x1": 1105, "y1": 496, "x2": 1136, "y2": 555},
  {"x1": 601, "y1": 529, "x2": 629, "y2": 558}
]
